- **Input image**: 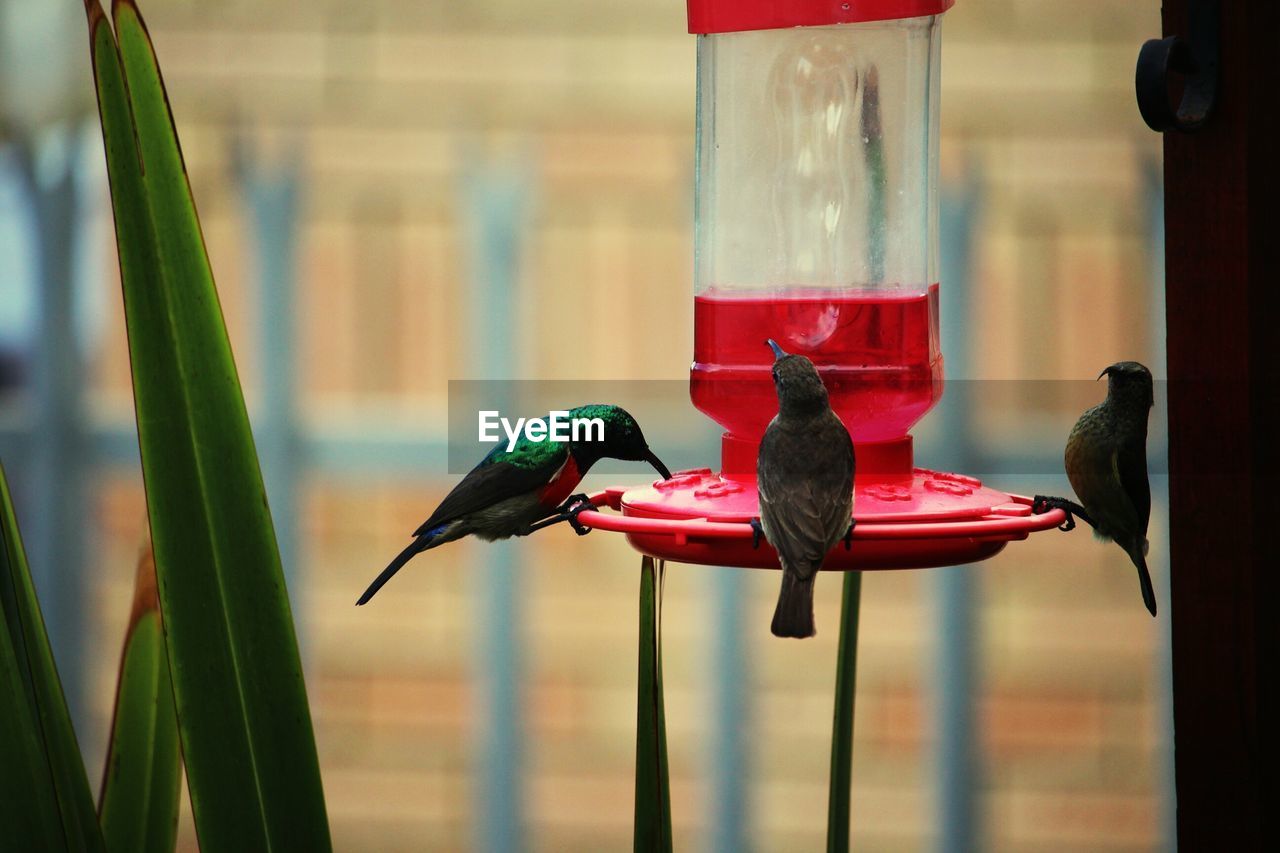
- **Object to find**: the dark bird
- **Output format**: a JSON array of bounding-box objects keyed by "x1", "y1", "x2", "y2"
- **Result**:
[
  {"x1": 753, "y1": 340, "x2": 856, "y2": 638},
  {"x1": 1035, "y1": 361, "x2": 1157, "y2": 616},
  {"x1": 357, "y1": 404, "x2": 670, "y2": 605}
]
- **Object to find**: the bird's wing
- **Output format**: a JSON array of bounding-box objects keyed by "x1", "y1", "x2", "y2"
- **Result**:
[
  {"x1": 1064, "y1": 414, "x2": 1125, "y2": 534},
  {"x1": 1067, "y1": 435, "x2": 1143, "y2": 543},
  {"x1": 759, "y1": 482, "x2": 829, "y2": 575},
  {"x1": 757, "y1": 418, "x2": 854, "y2": 579},
  {"x1": 414, "y1": 443, "x2": 568, "y2": 535},
  {"x1": 1114, "y1": 440, "x2": 1151, "y2": 534},
  {"x1": 816, "y1": 418, "x2": 856, "y2": 545}
]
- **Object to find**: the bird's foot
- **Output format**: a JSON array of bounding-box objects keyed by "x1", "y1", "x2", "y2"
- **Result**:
[
  {"x1": 844, "y1": 518, "x2": 856, "y2": 551},
  {"x1": 560, "y1": 494, "x2": 596, "y2": 537},
  {"x1": 1031, "y1": 495, "x2": 1094, "y2": 532},
  {"x1": 1031, "y1": 495, "x2": 1075, "y2": 531},
  {"x1": 522, "y1": 494, "x2": 596, "y2": 536},
  {"x1": 749, "y1": 518, "x2": 765, "y2": 550}
]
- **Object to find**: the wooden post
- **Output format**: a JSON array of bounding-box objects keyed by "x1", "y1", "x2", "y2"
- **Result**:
[{"x1": 1162, "y1": 1, "x2": 1278, "y2": 845}]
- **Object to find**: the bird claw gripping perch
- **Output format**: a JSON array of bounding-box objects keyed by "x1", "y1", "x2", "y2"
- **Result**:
[
  {"x1": 561, "y1": 493, "x2": 596, "y2": 536},
  {"x1": 523, "y1": 493, "x2": 597, "y2": 536},
  {"x1": 1031, "y1": 495, "x2": 1095, "y2": 533},
  {"x1": 749, "y1": 518, "x2": 765, "y2": 550},
  {"x1": 844, "y1": 518, "x2": 856, "y2": 551}
]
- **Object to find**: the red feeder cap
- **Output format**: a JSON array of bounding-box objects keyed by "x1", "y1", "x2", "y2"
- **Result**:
[{"x1": 688, "y1": 0, "x2": 954, "y2": 34}]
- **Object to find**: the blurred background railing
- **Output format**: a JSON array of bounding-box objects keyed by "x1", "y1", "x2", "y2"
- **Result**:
[{"x1": 2, "y1": 1, "x2": 1171, "y2": 850}]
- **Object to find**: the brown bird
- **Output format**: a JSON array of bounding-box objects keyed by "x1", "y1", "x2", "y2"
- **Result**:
[
  {"x1": 1037, "y1": 361, "x2": 1157, "y2": 616},
  {"x1": 752, "y1": 340, "x2": 855, "y2": 638}
]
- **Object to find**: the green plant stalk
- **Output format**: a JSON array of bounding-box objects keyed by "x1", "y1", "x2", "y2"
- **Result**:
[
  {"x1": 0, "y1": 462, "x2": 105, "y2": 851},
  {"x1": 98, "y1": 547, "x2": 181, "y2": 853},
  {"x1": 826, "y1": 572, "x2": 862, "y2": 853},
  {"x1": 0, "y1": 608, "x2": 63, "y2": 846},
  {"x1": 634, "y1": 556, "x2": 672, "y2": 853},
  {"x1": 83, "y1": 1, "x2": 330, "y2": 847}
]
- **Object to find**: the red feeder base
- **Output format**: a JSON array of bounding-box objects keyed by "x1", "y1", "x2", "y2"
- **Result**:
[{"x1": 575, "y1": 436, "x2": 1067, "y2": 571}]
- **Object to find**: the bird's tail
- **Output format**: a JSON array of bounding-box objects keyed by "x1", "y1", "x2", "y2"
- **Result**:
[
  {"x1": 1124, "y1": 538, "x2": 1157, "y2": 617},
  {"x1": 771, "y1": 571, "x2": 816, "y2": 639},
  {"x1": 356, "y1": 526, "x2": 443, "y2": 605}
]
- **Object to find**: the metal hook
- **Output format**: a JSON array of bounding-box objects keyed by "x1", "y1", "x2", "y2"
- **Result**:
[{"x1": 1136, "y1": 0, "x2": 1219, "y2": 132}]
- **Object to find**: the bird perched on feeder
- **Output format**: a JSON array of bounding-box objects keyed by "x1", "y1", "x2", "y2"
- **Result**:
[
  {"x1": 357, "y1": 404, "x2": 671, "y2": 605},
  {"x1": 1034, "y1": 361, "x2": 1157, "y2": 616},
  {"x1": 752, "y1": 340, "x2": 856, "y2": 638}
]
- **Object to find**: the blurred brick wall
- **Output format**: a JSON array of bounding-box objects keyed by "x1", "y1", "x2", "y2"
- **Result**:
[{"x1": 83, "y1": 1, "x2": 1166, "y2": 850}]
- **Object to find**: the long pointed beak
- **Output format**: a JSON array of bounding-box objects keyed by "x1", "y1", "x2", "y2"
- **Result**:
[
  {"x1": 1097, "y1": 367, "x2": 1110, "y2": 381},
  {"x1": 766, "y1": 339, "x2": 787, "y2": 360},
  {"x1": 643, "y1": 448, "x2": 672, "y2": 480}
]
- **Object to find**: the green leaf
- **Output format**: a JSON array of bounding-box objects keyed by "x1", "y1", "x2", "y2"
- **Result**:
[
  {"x1": 634, "y1": 556, "x2": 672, "y2": 853},
  {"x1": 98, "y1": 546, "x2": 180, "y2": 853},
  {"x1": 83, "y1": 2, "x2": 330, "y2": 848},
  {"x1": 826, "y1": 572, "x2": 862, "y2": 853},
  {"x1": 0, "y1": 462, "x2": 105, "y2": 851},
  {"x1": 0, "y1": 612, "x2": 63, "y2": 846}
]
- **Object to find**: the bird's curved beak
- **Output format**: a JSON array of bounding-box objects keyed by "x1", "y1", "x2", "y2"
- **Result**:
[
  {"x1": 643, "y1": 448, "x2": 672, "y2": 481},
  {"x1": 766, "y1": 339, "x2": 788, "y2": 361},
  {"x1": 1097, "y1": 366, "x2": 1111, "y2": 381}
]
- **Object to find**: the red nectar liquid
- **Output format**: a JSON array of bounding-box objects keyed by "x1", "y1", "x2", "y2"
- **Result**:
[{"x1": 691, "y1": 284, "x2": 943, "y2": 444}]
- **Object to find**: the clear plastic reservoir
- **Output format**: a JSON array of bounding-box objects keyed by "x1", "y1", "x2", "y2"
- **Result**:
[{"x1": 691, "y1": 16, "x2": 944, "y2": 444}]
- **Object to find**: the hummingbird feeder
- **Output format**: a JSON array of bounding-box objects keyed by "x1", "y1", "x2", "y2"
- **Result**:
[{"x1": 577, "y1": 0, "x2": 1067, "y2": 568}]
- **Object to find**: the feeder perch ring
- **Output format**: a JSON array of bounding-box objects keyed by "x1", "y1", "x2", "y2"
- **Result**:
[{"x1": 575, "y1": 472, "x2": 1068, "y2": 571}]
